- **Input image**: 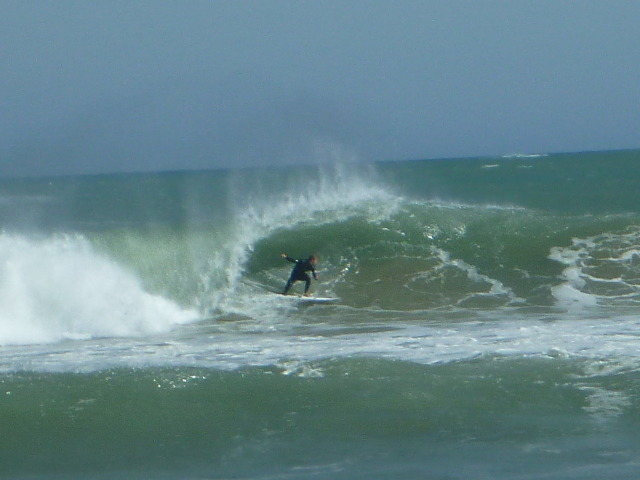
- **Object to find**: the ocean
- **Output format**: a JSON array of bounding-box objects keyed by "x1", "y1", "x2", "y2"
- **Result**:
[{"x1": 1, "y1": 149, "x2": 639, "y2": 479}]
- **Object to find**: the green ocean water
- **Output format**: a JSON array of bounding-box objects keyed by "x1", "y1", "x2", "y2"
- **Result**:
[{"x1": 1, "y1": 150, "x2": 640, "y2": 479}]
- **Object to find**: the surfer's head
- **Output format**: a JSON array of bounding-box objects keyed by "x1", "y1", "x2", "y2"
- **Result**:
[{"x1": 308, "y1": 254, "x2": 318, "y2": 265}]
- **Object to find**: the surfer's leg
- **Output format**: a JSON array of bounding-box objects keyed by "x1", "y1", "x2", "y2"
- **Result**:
[
  {"x1": 303, "y1": 275, "x2": 311, "y2": 295},
  {"x1": 283, "y1": 277, "x2": 295, "y2": 295}
]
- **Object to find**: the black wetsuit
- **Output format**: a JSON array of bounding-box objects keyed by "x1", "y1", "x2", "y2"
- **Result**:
[{"x1": 283, "y1": 256, "x2": 318, "y2": 295}]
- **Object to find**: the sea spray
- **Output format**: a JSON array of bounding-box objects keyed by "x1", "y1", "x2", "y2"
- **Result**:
[{"x1": 0, "y1": 233, "x2": 197, "y2": 345}]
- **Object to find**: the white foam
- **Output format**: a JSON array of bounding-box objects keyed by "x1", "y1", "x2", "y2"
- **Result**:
[
  {"x1": 549, "y1": 227, "x2": 640, "y2": 310},
  {"x1": 502, "y1": 153, "x2": 549, "y2": 159},
  {"x1": 550, "y1": 283, "x2": 599, "y2": 310},
  {"x1": 578, "y1": 385, "x2": 632, "y2": 424},
  {"x1": 5, "y1": 308, "x2": 640, "y2": 375},
  {"x1": 0, "y1": 234, "x2": 198, "y2": 345}
]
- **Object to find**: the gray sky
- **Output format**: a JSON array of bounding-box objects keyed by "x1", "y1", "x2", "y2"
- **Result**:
[{"x1": 1, "y1": 1, "x2": 639, "y2": 177}]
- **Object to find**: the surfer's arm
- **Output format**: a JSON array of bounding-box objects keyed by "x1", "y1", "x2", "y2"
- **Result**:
[{"x1": 281, "y1": 253, "x2": 297, "y2": 263}]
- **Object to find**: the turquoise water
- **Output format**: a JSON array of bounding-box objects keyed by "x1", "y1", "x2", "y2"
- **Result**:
[{"x1": 1, "y1": 150, "x2": 640, "y2": 478}]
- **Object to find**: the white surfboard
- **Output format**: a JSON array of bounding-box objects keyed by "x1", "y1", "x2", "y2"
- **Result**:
[
  {"x1": 242, "y1": 280, "x2": 338, "y2": 303},
  {"x1": 282, "y1": 294, "x2": 339, "y2": 304}
]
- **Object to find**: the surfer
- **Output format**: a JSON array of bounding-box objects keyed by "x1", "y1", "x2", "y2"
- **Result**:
[{"x1": 281, "y1": 253, "x2": 319, "y2": 296}]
